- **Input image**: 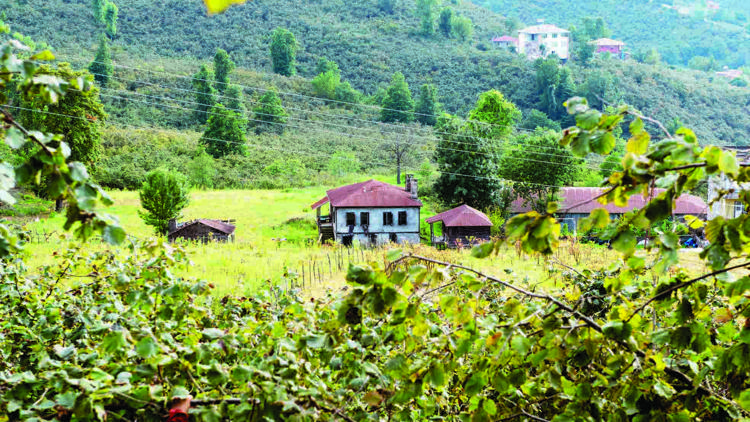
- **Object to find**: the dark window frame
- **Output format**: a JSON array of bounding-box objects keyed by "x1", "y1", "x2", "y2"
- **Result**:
[
  {"x1": 389, "y1": 233, "x2": 398, "y2": 243},
  {"x1": 383, "y1": 212, "x2": 394, "y2": 226},
  {"x1": 360, "y1": 212, "x2": 370, "y2": 226},
  {"x1": 346, "y1": 212, "x2": 356, "y2": 226},
  {"x1": 398, "y1": 211, "x2": 408, "y2": 226}
]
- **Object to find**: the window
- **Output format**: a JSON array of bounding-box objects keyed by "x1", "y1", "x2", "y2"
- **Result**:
[
  {"x1": 398, "y1": 211, "x2": 408, "y2": 226},
  {"x1": 370, "y1": 234, "x2": 378, "y2": 244},
  {"x1": 735, "y1": 201, "x2": 745, "y2": 217},
  {"x1": 383, "y1": 212, "x2": 394, "y2": 226},
  {"x1": 346, "y1": 212, "x2": 356, "y2": 226},
  {"x1": 360, "y1": 212, "x2": 370, "y2": 226},
  {"x1": 553, "y1": 33, "x2": 558, "y2": 38},
  {"x1": 389, "y1": 233, "x2": 398, "y2": 243}
]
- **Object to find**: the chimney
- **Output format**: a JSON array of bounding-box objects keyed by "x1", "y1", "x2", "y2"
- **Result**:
[
  {"x1": 168, "y1": 219, "x2": 177, "y2": 233},
  {"x1": 405, "y1": 174, "x2": 413, "y2": 192},
  {"x1": 410, "y1": 178, "x2": 418, "y2": 199}
]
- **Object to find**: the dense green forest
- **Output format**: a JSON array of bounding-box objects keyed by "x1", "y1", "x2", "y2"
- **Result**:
[
  {"x1": 475, "y1": 0, "x2": 750, "y2": 69},
  {"x1": 2, "y1": 0, "x2": 750, "y2": 194}
]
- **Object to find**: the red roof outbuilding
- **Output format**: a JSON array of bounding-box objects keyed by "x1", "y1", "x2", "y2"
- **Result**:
[
  {"x1": 427, "y1": 204, "x2": 493, "y2": 227},
  {"x1": 511, "y1": 187, "x2": 707, "y2": 216},
  {"x1": 311, "y1": 180, "x2": 422, "y2": 209}
]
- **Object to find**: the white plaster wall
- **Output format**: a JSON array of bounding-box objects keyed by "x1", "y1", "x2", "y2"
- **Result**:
[{"x1": 333, "y1": 207, "x2": 421, "y2": 246}]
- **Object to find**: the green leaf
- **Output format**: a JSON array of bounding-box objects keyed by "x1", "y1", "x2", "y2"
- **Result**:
[
  {"x1": 171, "y1": 386, "x2": 191, "y2": 400},
  {"x1": 304, "y1": 334, "x2": 327, "y2": 349},
  {"x1": 482, "y1": 399, "x2": 497, "y2": 416},
  {"x1": 428, "y1": 362, "x2": 446, "y2": 388},
  {"x1": 55, "y1": 391, "x2": 79, "y2": 409},
  {"x1": 511, "y1": 336, "x2": 531, "y2": 355},
  {"x1": 464, "y1": 372, "x2": 487, "y2": 397},
  {"x1": 4, "y1": 127, "x2": 26, "y2": 149},
  {"x1": 102, "y1": 330, "x2": 128, "y2": 353},
  {"x1": 719, "y1": 151, "x2": 739, "y2": 176},
  {"x1": 739, "y1": 389, "x2": 750, "y2": 412},
  {"x1": 471, "y1": 241, "x2": 494, "y2": 259},
  {"x1": 102, "y1": 225, "x2": 126, "y2": 245},
  {"x1": 626, "y1": 130, "x2": 650, "y2": 154},
  {"x1": 564, "y1": 97, "x2": 589, "y2": 115},
  {"x1": 591, "y1": 132, "x2": 616, "y2": 155},
  {"x1": 653, "y1": 380, "x2": 675, "y2": 399},
  {"x1": 576, "y1": 109, "x2": 602, "y2": 130},
  {"x1": 629, "y1": 117, "x2": 644, "y2": 135},
  {"x1": 202, "y1": 328, "x2": 225, "y2": 339},
  {"x1": 136, "y1": 336, "x2": 158, "y2": 359},
  {"x1": 386, "y1": 248, "x2": 402, "y2": 261},
  {"x1": 30, "y1": 50, "x2": 55, "y2": 61},
  {"x1": 612, "y1": 231, "x2": 636, "y2": 255},
  {"x1": 68, "y1": 162, "x2": 89, "y2": 182}
]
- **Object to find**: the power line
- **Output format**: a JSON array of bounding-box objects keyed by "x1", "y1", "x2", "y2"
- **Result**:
[
  {"x1": 1, "y1": 104, "x2": 581, "y2": 189},
  {"x1": 97, "y1": 85, "x2": 589, "y2": 163},
  {"x1": 98, "y1": 91, "x2": 600, "y2": 170}
]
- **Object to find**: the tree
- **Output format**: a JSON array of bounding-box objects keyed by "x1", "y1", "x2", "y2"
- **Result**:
[
  {"x1": 92, "y1": 0, "x2": 106, "y2": 23},
  {"x1": 188, "y1": 148, "x2": 216, "y2": 189},
  {"x1": 252, "y1": 88, "x2": 288, "y2": 134},
  {"x1": 335, "y1": 81, "x2": 361, "y2": 106},
  {"x1": 88, "y1": 34, "x2": 113, "y2": 87},
  {"x1": 557, "y1": 67, "x2": 577, "y2": 126},
  {"x1": 192, "y1": 64, "x2": 216, "y2": 125},
  {"x1": 414, "y1": 83, "x2": 441, "y2": 126},
  {"x1": 380, "y1": 72, "x2": 414, "y2": 123},
  {"x1": 316, "y1": 57, "x2": 339, "y2": 75},
  {"x1": 269, "y1": 27, "x2": 297, "y2": 77},
  {"x1": 521, "y1": 109, "x2": 561, "y2": 131},
  {"x1": 224, "y1": 85, "x2": 246, "y2": 114},
  {"x1": 500, "y1": 128, "x2": 581, "y2": 212},
  {"x1": 19, "y1": 63, "x2": 107, "y2": 211},
  {"x1": 438, "y1": 8, "x2": 454, "y2": 38},
  {"x1": 213, "y1": 48, "x2": 235, "y2": 93},
  {"x1": 535, "y1": 58, "x2": 561, "y2": 119},
  {"x1": 138, "y1": 168, "x2": 190, "y2": 235},
  {"x1": 451, "y1": 15, "x2": 473, "y2": 42},
  {"x1": 433, "y1": 114, "x2": 501, "y2": 209},
  {"x1": 104, "y1": 1, "x2": 118, "y2": 38},
  {"x1": 416, "y1": 0, "x2": 437, "y2": 35},
  {"x1": 201, "y1": 103, "x2": 248, "y2": 158},
  {"x1": 327, "y1": 151, "x2": 360, "y2": 176},
  {"x1": 312, "y1": 69, "x2": 341, "y2": 100},
  {"x1": 466, "y1": 89, "x2": 521, "y2": 139},
  {"x1": 380, "y1": 124, "x2": 417, "y2": 184}
]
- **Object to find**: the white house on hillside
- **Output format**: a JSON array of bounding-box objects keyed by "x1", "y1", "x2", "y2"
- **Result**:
[{"x1": 518, "y1": 24, "x2": 570, "y2": 61}]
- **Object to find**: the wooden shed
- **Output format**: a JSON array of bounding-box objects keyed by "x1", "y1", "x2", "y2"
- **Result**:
[
  {"x1": 167, "y1": 219, "x2": 236, "y2": 243},
  {"x1": 426, "y1": 205, "x2": 493, "y2": 249}
]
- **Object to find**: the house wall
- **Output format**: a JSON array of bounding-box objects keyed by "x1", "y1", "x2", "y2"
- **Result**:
[
  {"x1": 519, "y1": 32, "x2": 569, "y2": 60},
  {"x1": 707, "y1": 174, "x2": 749, "y2": 219},
  {"x1": 333, "y1": 206, "x2": 421, "y2": 246}
]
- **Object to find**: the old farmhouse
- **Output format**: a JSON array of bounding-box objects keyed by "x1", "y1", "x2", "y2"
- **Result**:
[
  {"x1": 168, "y1": 219, "x2": 236, "y2": 243},
  {"x1": 311, "y1": 177, "x2": 422, "y2": 246},
  {"x1": 518, "y1": 24, "x2": 570, "y2": 61},
  {"x1": 708, "y1": 146, "x2": 750, "y2": 219},
  {"x1": 427, "y1": 205, "x2": 493, "y2": 248},
  {"x1": 511, "y1": 187, "x2": 707, "y2": 232}
]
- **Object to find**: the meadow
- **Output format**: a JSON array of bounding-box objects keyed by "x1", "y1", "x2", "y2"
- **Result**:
[{"x1": 16, "y1": 185, "x2": 708, "y2": 298}]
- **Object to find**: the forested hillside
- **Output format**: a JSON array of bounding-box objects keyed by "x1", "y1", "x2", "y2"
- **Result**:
[
  {"x1": 2, "y1": 0, "x2": 750, "y2": 186},
  {"x1": 475, "y1": 0, "x2": 750, "y2": 68}
]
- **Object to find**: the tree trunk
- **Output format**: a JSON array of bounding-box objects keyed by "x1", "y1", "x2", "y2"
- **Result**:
[
  {"x1": 55, "y1": 198, "x2": 63, "y2": 212},
  {"x1": 396, "y1": 155, "x2": 402, "y2": 185}
]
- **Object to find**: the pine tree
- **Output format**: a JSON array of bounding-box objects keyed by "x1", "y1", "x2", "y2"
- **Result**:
[
  {"x1": 138, "y1": 168, "x2": 190, "y2": 235},
  {"x1": 380, "y1": 72, "x2": 414, "y2": 123},
  {"x1": 414, "y1": 83, "x2": 441, "y2": 126},
  {"x1": 88, "y1": 34, "x2": 113, "y2": 87},
  {"x1": 252, "y1": 88, "x2": 288, "y2": 134},
  {"x1": 438, "y1": 8, "x2": 454, "y2": 38},
  {"x1": 192, "y1": 64, "x2": 216, "y2": 125},
  {"x1": 224, "y1": 85, "x2": 246, "y2": 115},
  {"x1": 557, "y1": 67, "x2": 577, "y2": 127},
  {"x1": 201, "y1": 103, "x2": 248, "y2": 158},
  {"x1": 269, "y1": 28, "x2": 297, "y2": 77},
  {"x1": 213, "y1": 48, "x2": 235, "y2": 93},
  {"x1": 104, "y1": 2, "x2": 118, "y2": 38},
  {"x1": 416, "y1": 0, "x2": 437, "y2": 35}
]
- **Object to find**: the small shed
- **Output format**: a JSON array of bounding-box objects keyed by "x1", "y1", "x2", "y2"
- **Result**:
[
  {"x1": 426, "y1": 205, "x2": 493, "y2": 248},
  {"x1": 167, "y1": 219, "x2": 236, "y2": 243}
]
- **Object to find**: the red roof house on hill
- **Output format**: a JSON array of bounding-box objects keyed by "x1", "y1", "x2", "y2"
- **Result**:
[
  {"x1": 511, "y1": 187, "x2": 707, "y2": 232},
  {"x1": 311, "y1": 176, "x2": 423, "y2": 246}
]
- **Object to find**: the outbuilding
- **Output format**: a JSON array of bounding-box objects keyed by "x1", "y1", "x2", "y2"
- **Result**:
[
  {"x1": 427, "y1": 204, "x2": 493, "y2": 249},
  {"x1": 167, "y1": 219, "x2": 236, "y2": 243}
]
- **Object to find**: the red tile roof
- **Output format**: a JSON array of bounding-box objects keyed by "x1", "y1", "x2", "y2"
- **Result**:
[
  {"x1": 311, "y1": 180, "x2": 422, "y2": 209},
  {"x1": 511, "y1": 187, "x2": 707, "y2": 215},
  {"x1": 426, "y1": 204, "x2": 493, "y2": 227},
  {"x1": 492, "y1": 36, "x2": 518, "y2": 43}
]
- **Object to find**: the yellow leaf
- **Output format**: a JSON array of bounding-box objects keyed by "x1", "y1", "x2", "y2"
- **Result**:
[{"x1": 203, "y1": 0, "x2": 248, "y2": 14}]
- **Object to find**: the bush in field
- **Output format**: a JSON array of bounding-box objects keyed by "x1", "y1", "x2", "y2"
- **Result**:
[
  {"x1": 188, "y1": 149, "x2": 216, "y2": 189},
  {"x1": 138, "y1": 168, "x2": 190, "y2": 235}
]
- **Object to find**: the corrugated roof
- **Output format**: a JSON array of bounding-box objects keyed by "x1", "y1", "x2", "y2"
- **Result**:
[
  {"x1": 310, "y1": 180, "x2": 422, "y2": 209},
  {"x1": 519, "y1": 24, "x2": 569, "y2": 34},
  {"x1": 169, "y1": 219, "x2": 236, "y2": 236},
  {"x1": 511, "y1": 187, "x2": 707, "y2": 215},
  {"x1": 426, "y1": 205, "x2": 493, "y2": 227}
]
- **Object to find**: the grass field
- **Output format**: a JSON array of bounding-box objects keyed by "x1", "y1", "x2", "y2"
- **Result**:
[{"x1": 16, "y1": 185, "x2": 712, "y2": 298}]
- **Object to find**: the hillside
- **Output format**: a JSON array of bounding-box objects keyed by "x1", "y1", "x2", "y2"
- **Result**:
[
  {"x1": 3, "y1": 0, "x2": 750, "y2": 150},
  {"x1": 474, "y1": 0, "x2": 750, "y2": 68}
]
